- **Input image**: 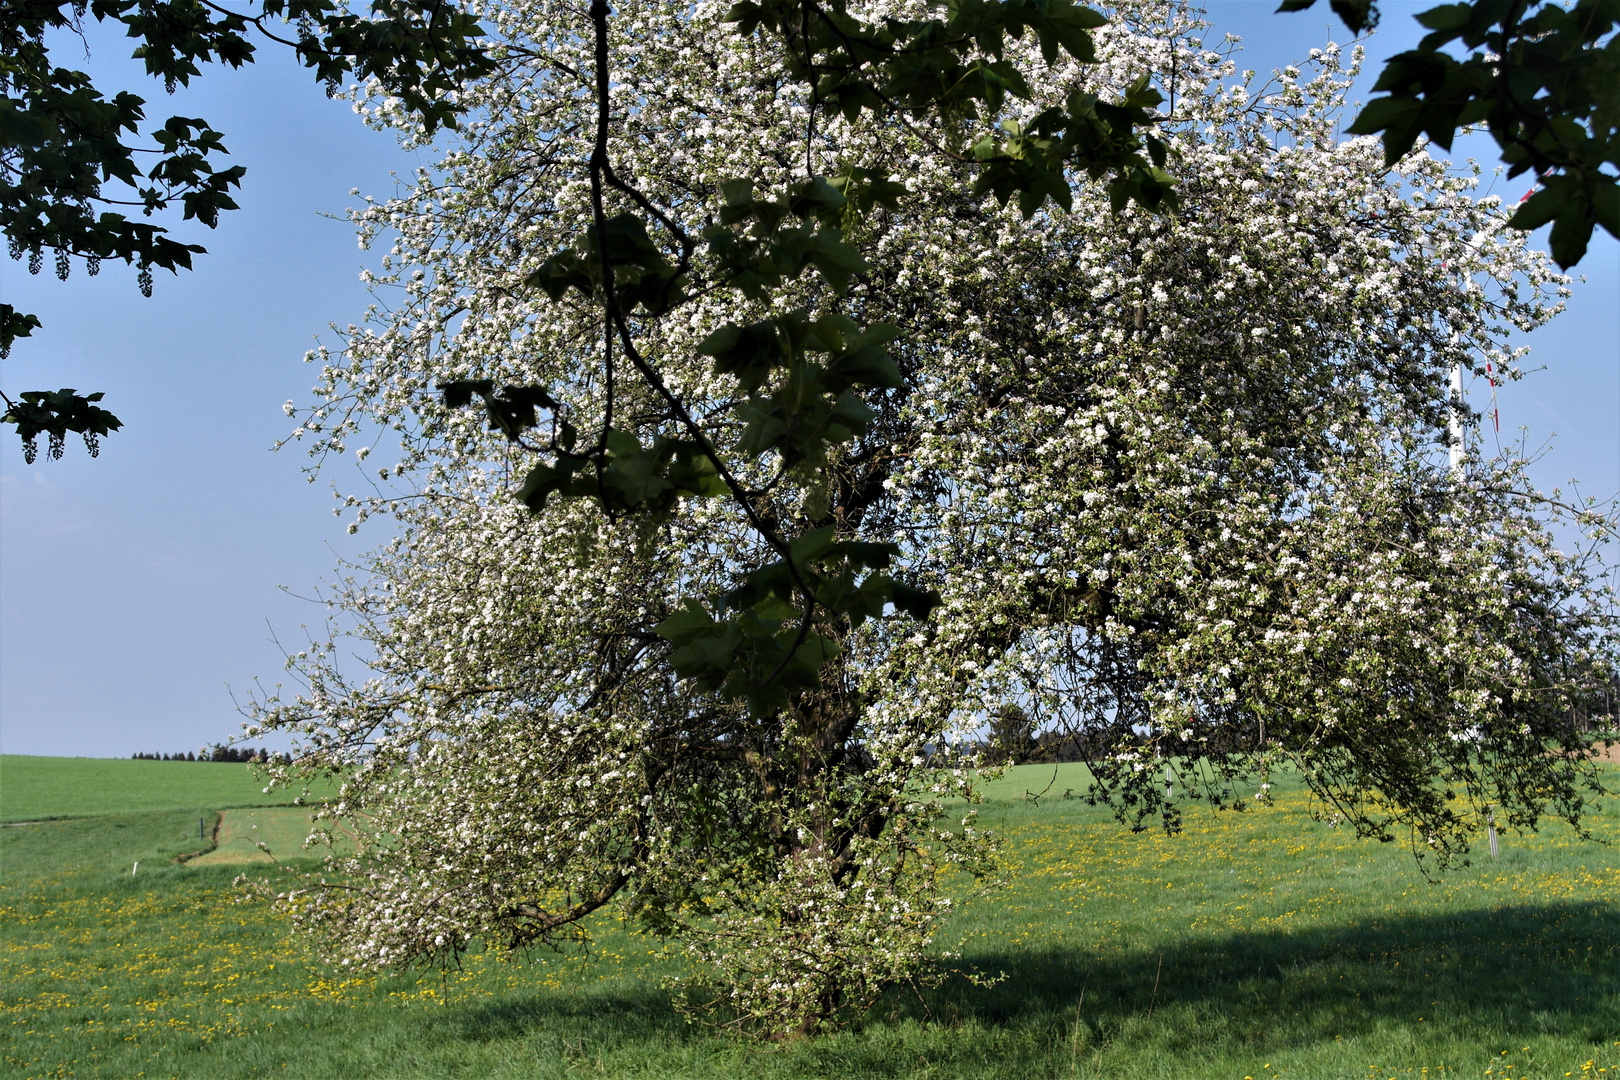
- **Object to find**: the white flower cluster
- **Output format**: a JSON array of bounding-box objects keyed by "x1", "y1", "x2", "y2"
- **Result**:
[{"x1": 247, "y1": 0, "x2": 1616, "y2": 1033}]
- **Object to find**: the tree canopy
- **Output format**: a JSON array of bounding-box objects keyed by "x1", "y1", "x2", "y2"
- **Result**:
[
  {"x1": 3, "y1": 0, "x2": 1613, "y2": 460},
  {"x1": 247, "y1": 0, "x2": 1617, "y2": 1035}
]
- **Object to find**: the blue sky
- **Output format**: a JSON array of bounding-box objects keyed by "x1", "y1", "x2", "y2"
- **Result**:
[{"x1": 2, "y1": 2, "x2": 1615, "y2": 758}]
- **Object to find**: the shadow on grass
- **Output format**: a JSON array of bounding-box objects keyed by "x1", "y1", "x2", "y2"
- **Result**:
[
  {"x1": 912, "y1": 901, "x2": 1619, "y2": 1051},
  {"x1": 428, "y1": 902, "x2": 1617, "y2": 1064},
  {"x1": 437, "y1": 981, "x2": 688, "y2": 1045}
]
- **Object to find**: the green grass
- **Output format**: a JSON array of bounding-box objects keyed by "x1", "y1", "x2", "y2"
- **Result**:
[
  {"x1": 0, "y1": 756, "x2": 337, "y2": 822},
  {"x1": 186, "y1": 807, "x2": 357, "y2": 867},
  {"x1": 2, "y1": 762, "x2": 1617, "y2": 1079}
]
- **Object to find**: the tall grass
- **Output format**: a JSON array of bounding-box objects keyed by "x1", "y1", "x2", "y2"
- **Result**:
[{"x1": 2, "y1": 763, "x2": 1615, "y2": 1079}]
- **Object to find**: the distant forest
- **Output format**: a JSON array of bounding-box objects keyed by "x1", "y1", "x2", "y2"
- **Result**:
[{"x1": 130, "y1": 746, "x2": 290, "y2": 764}]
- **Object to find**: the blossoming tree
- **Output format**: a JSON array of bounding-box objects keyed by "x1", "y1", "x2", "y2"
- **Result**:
[{"x1": 249, "y1": 0, "x2": 1617, "y2": 1035}]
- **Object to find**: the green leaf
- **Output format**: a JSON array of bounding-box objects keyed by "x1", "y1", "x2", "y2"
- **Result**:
[
  {"x1": 1545, "y1": 203, "x2": 1595, "y2": 269},
  {"x1": 0, "y1": 305, "x2": 42, "y2": 359},
  {"x1": 596, "y1": 213, "x2": 659, "y2": 260},
  {"x1": 1345, "y1": 94, "x2": 1421, "y2": 137},
  {"x1": 1038, "y1": 0, "x2": 1105, "y2": 63},
  {"x1": 667, "y1": 446, "x2": 729, "y2": 497},
  {"x1": 1590, "y1": 178, "x2": 1619, "y2": 238},
  {"x1": 696, "y1": 323, "x2": 742, "y2": 357},
  {"x1": 437, "y1": 379, "x2": 492, "y2": 409},
  {"x1": 789, "y1": 526, "x2": 839, "y2": 566},
  {"x1": 3, "y1": 386, "x2": 124, "y2": 461},
  {"x1": 789, "y1": 631, "x2": 840, "y2": 673},
  {"x1": 787, "y1": 176, "x2": 848, "y2": 213},
  {"x1": 828, "y1": 168, "x2": 909, "y2": 214},
  {"x1": 843, "y1": 541, "x2": 898, "y2": 570},
  {"x1": 700, "y1": 319, "x2": 789, "y2": 395},
  {"x1": 736, "y1": 400, "x2": 790, "y2": 459},
  {"x1": 1327, "y1": 0, "x2": 1377, "y2": 32},
  {"x1": 721, "y1": 178, "x2": 756, "y2": 208},
  {"x1": 1119, "y1": 74, "x2": 1163, "y2": 111},
  {"x1": 891, "y1": 582, "x2": 942, "y2": 620},
  {"x1": 527, "y1": 251, "x2": 594, "y2": 300},
  {"x1": 827, "y1": 389, "x2": 876, "y2": 441},
  {"x1": 722, "y1": 1, "x2": 764, "y2": 34},
  {"x1": 513, "y1": 462, "x2": 560, "y2": 513},
  {"x1": 804, "y1": 232, "x2": 869, "y2": 293},
  {"x1": 656, "y1": 599, "x2": 719, "y2": 644},
  {"x1": 1507, "y1": 186, "x2": 1564, "y2": 231},
  {"x1": 1414, "y1": 3, "x2": 1472, "y2": 31},
  {"x1": 828, "y1": 344, "x2": 902, "y2": 391}
]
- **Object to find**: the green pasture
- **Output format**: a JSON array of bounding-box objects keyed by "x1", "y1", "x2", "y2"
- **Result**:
[
  {"x1": 0, "y1": 756, "x2": 339, "y2": 823},
  {"x1": 184, "y1": 806, "x2": 356, "y2": 867},
  {"x1": 2, "y1": 761, "x2": 1617, "y2": 1079}
]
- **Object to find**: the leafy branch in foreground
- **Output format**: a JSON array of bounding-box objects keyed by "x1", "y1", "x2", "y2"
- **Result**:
[
  {"x1": 0, "y1": 386, "x2": 123, "y2": 461},
  {"x1": 1281, "y1": 0, "x2": 1619, "y2": 267},
  {"x1": 0, "y1": 0, "x2": 492, "y2": 458}
]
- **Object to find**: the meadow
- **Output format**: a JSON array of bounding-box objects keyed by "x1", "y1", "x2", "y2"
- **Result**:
[
  {"x1": 0, "y1": 757, "x2": 340, "y2": 822},
  {"x1": 2, "y1": 756, "x2": 1616, "y2": 1079}
]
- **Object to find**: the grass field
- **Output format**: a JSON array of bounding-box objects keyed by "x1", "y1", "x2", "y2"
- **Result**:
[
  {"x1": 184, "y1": 807, "x2": 357, "y2": 867},
  {"x1": 2, "y1": 759, "x2": 1616, "y2": 1079},
  {"x1": 0, "y1": 757, "x2": 339, "y2": 822}
]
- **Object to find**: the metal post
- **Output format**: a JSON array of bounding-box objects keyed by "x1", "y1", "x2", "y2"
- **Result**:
[
  {"x1": 1448, "y1": 361, "x2": 1467, "y2": 475},
  {"x1": 1448, "y1": 223, "x2": 1506, "y2": 478}
]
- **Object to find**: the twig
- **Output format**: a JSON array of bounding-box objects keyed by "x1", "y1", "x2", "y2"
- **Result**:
[{"x1": 1146, "y1": 953, "x2": 1162, "y2": 1019}]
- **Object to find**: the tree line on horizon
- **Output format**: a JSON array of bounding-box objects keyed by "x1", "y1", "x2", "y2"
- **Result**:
[{"x1": 130, "y1": 746, "x2": 289, "y2": 764}]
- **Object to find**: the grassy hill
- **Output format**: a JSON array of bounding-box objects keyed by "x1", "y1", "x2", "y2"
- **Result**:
[
  {"x1": 2, "y1": 760, "x2": 1616, "y2": 1079},
  {"x1": 0, "y1": 756, "x2": 339, "y2": 822}
]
